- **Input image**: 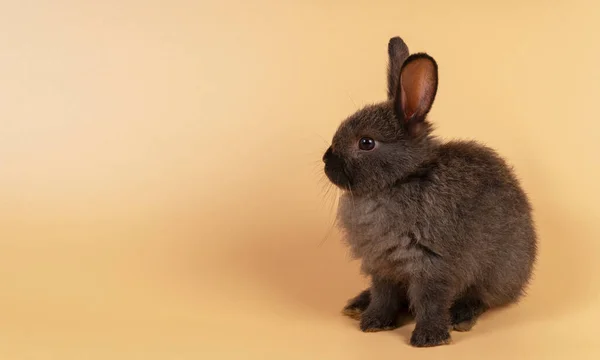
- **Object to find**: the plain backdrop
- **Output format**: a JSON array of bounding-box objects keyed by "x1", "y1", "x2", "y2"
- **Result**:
[{"x1": 1, "y1": 0, "x2": 599, "y2": 359}]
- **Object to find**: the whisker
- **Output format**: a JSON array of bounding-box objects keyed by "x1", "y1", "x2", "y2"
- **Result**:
[
  {"x1": 312, "y1": 132, "x2": 331, "y2": 147},
  {"x1": 346, "y1": 90, "x2": 357, "y2": 108},
  {"x1": 319, "y1": 187, "x2": 340, "y2": 246},
  {"x1": 347, "y1": 185, "x2": 356, "y2": 235}
]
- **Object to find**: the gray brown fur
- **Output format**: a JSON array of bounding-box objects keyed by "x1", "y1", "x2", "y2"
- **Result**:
[{"x1": 322, "y1": 37, "x2": 537, "y2": 347}]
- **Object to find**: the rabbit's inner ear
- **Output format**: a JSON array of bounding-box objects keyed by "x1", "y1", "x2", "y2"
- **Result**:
[{"x1": 396, "y1": 54, "x2": 438, "y2": 123}]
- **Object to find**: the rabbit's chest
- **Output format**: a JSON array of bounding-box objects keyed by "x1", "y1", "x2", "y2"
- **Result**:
[{"x1": 338, "y1": 194, "x2": 424, "y2": 277}]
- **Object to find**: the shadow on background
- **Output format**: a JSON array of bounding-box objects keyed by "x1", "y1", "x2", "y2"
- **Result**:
[{"x1": 228, "y1": 217, "x2": 367, "y2": 317}]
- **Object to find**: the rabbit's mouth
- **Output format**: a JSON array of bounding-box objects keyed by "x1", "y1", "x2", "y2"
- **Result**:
[{"x1": 323, "y1": 146, "x2": 352, "y2": 190}]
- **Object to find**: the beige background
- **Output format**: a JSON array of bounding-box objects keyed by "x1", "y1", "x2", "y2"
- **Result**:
[{"x1": 1, "y1": 0, "x2": 599, "y2": 359}]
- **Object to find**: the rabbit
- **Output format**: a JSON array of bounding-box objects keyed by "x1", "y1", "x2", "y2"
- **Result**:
[{"x1": 322, "y1": 36, "x2": 537, "y2": 347}]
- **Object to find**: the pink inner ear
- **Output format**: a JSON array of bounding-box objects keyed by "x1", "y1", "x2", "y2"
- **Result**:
[
  {"x1": 400, "y1": 85, "x2": 409, "y2": 118},
  {"x1": 400, "y1": 59, "x2": 435, "y2": 121}
]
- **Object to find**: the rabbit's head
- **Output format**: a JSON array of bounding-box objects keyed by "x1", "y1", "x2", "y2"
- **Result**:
[{"x1": 323, "y1": 37, "x2": 439, "y2": 194}]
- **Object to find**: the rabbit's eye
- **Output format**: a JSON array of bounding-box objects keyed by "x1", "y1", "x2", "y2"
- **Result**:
[{"x1": 358, "y1": 137, "x2": 376, "y2": 151}]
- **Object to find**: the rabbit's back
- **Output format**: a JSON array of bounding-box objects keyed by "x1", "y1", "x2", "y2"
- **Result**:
[{"x1": 428, "y1": 140, "x2": 537, "y2": 305}]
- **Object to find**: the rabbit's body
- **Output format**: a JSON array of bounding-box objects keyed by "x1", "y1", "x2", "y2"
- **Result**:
[
  {"x1": 339, "y1": 136, "x2": 536, "y2": 309},
  {"x1": 323, "y1": 37, "x2": 537, "y2": 347}
]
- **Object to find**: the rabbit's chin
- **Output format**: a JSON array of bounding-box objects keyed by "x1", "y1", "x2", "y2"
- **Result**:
[{"x1": 324, "y1": 167, "x2": 352, "y2": 191}]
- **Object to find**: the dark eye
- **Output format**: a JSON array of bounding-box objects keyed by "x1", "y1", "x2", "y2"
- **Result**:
[{"x1": 358, "y1": 137, "x2": 376, "y2": 151}]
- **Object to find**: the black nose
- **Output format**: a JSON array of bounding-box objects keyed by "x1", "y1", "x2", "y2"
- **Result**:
[
  {"x1": 323, "y1": 146, "x2": 332, "y2": 163},
  {"x1": 322, "y1": 146, "x2": 351, "y2": 189}
]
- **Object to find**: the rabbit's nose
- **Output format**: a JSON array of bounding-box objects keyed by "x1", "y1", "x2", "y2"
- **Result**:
[{"x1": 322, "y1": 146, "x2": 333, "y2": 163}]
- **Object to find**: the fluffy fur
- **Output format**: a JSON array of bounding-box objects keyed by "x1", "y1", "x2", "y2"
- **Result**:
[{"x1": 323, "y1": 37, "x2": 537, "y2": 347}]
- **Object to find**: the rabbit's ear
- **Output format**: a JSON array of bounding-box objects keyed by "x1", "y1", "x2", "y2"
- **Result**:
[
  {"x1": 394, "y1": 53, "x2": 438, "y2": 136},
  {"x1": 387, "y1": 37, "x2": 410, "y2": 100}
]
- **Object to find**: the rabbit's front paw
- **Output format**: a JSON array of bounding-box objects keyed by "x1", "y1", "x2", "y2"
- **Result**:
[
  {"x1": 410, "y1": 325, "x2": 451, "y2": 347},
  {"x1": 359, "y1": 309, "x2": 397, "y2": 332}
]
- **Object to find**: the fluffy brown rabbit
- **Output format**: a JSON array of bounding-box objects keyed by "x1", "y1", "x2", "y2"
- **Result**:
[{"x1": 322, "y1": 36, "x2": 537, "y2": 347}]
